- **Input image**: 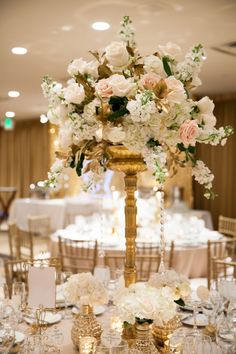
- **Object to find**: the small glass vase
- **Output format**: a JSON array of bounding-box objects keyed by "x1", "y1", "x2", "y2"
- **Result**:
[
  {"x1": 71, "y1": 304, "x2": 102, "y2": 350},
  {"x1": 130, "y1": 321, "x2": 159, "y2": 354}
]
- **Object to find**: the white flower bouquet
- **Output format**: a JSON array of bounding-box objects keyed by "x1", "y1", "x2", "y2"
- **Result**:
[
  {"x1": 42, "y1": 16, "x2": 233, "y2": 198},
  {"x1": 113, "y1": 282, "x2": 176, "y2": 326},
  {"x1": 148, "y1": 269, "x2": 191, "y2": 306},
  {"x1": 64, "y1": 272, "x2": 108, "y2": 307}
]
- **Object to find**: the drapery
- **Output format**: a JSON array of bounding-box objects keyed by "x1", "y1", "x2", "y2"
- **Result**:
[
  {"x1": 194, "y1": 98, "x2": 236, "y2": 228},
  {"x1": 0, "y1": 120, "x2": 49, "y2": 198}
]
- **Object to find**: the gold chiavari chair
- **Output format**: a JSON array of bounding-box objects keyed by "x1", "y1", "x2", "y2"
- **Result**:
[
  {"x1": 8, "y1": 224, "x2": 34, "y2": 259},
  {"x1": 207, "y1": 238, "x2": 236, "y2": 289},
  {"x1": 28, "y1": 215, "x2": 51, "y2": 238},
  {"x1": 8, "y1": 222, "x2": 19, "y2": 259},
  {"x1": 4, "y1": 257, "x2": 61, "y2": 297},
  {"x1": 218, "y1": 215, "x2": 236, "y2": 238},
  {"x1": 58, "y1": 237, "x2": 97, "y2": 274},
  {"x1": 213, "y1": 259, "x2": 236, "y2": 288},
  {"x1": 136, "y1": 241, "x2": 174, "y2": 281}
]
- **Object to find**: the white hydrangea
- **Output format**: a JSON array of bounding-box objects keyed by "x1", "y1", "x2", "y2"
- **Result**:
[
  {"x1": 67, "y1": 58, "x2": 99, "y2": 78},
  {"x1": 127, "y1": 92, "x2": 157, "y2": 123}
]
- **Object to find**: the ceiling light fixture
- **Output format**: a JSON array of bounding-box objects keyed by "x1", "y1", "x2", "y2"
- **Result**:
[
  {"x1": 91, "y1": 21, "x2": 110, "y2": 31},
  {"x1": 40, "y1": 114, "x2": 48, "y2": 124},
  {"x1": 8, "y1": 91, "x2": 20, "y2": 98},
  {"x1": 5, "y1": 111, "x2": 15, "y2": 118},
  {"x1": 11, "y1": 47, "x2": 28, "y2": 55}
]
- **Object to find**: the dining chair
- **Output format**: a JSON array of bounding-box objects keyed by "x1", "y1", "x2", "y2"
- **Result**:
[
  {"x1": 8, "y1": 224, "x2": 34, "y2": 259},
  {"x1": 218, "y1": 215, "x2": 236, "y2": 238},
  {"x1": 136, "y1": 241, "x2": 175, "y2": 281},
  {"x1": 58, "y1": 237, "x2": 98, "y2": 274},
  {"x1": 207, "y1": 238, "x2": 236, "y2": 289},
  {"x1": 212, "y1": 259, "x2": 236, "y2": 288},
  {"x1": 4, "y1": 257, "x2": 61, "y2": 297},
  {"x1": 28, "y1": 215, "x2": 51, "y2": 238}
]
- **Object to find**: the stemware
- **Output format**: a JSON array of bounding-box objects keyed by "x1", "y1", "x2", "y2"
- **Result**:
[
  {"x1": 96, "y1": 340, "x2": 129, "y2": 354},
  {"x1": 182, "y1": 334, "x2": 213, "y2": 354},
  {"x1": 94, "y1": 266, "x2": 111, "y2": 288},
  {"x1": 0, "y1": 283, "x2": 9, "y2": 304},
  {"x1": 11, "y1": 282, "x2": 26, "y2": 323},
  {"x1": 0, "y1": 323, "x2": 15, "y2": 354},
  {"x1": 61, "y1": 271, "x2": 72, "y2": 319}
]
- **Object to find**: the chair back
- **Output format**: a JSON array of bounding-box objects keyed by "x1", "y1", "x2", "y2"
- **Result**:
[
  {"x1": 207, "y1": 238, "x2": 236, "y2": 289},
  {"x1": 58, "y1": 237, "x2": 97, "y2": 274},
  {"x1": 213, "y1": 259, "x2": 236, "y2": 288},
  {"x1": 104, "y1": 254, "x2": 125, "y2": 280},
  {"x1": 28, "y1": 215, "x2": 51, "y2": 238},
  {"x1": 4, "y1": 257, "x2": 61, "y2": 297},
  {"x1": 218, "y1": 215, "x2": 236, "y2": 238},
  {"x1": 8, "y1": 222, "x2": 19, "y2": 259},
  {"x1": 17, "y1": 227, "x2": 34, "y2": 259}
]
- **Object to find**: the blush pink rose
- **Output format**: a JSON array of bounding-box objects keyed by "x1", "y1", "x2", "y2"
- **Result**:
[
  {"x1": 179, "y1": 120, "x2": 198, "y2": 147},
  {"x1": 95, "y1": 79, "x2": 113, "y2": 98},
  {"x1": 141, "y1": 72, "x2": 161, "y2": 90}
]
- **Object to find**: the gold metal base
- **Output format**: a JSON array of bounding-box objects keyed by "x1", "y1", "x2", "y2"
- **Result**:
[{"x1": 107, "y1": 146, "x2": 146, "y2": 287}]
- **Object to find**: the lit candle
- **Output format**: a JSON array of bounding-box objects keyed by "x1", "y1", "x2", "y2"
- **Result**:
[{"x1": 79, "y1": 336, "x2": 97, "y2": 354}]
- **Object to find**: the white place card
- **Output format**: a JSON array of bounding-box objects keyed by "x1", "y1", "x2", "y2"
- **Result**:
[{"x1": 28, "y1": 266, "x2": 56, "y2": 308}]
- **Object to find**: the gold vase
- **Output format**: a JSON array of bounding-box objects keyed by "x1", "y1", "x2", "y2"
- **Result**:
[
  {"x1": 130, "y1": 322, "x2": 159, "y2": 354},
  {"x1": 71, "y1": 305, "x2": 102, "y2": 351},
  {"x1": 107, "y1": 146, "x2": 146, "y2": 287},
  {"x1": 151, "y1": 315, "x2": 181, "y2": 347}
]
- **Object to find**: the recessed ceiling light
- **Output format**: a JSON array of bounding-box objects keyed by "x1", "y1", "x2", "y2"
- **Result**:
[
  {"x1": 91, "y1": 21, "x2": 110, "y2": 31},
  {"x1": 40, "y1": 114, "x2": 48, "y2": 124},
  {"x1": 61, "y1": 25, "x2": 72, "y2": 32},
  {"x1": 11, "y1": 47, "x2": 27, "y2": 55},
  {"x1": 8, "y1": 91, "x2": 20, "y2": 98},
  {"x1": 5, "y1": 111, "x2": 15, "y2": 118}
]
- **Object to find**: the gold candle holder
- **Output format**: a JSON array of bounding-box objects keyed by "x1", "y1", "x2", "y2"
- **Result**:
[{"x1": 79, "y1": 336, "x2": 97, "y2": 354}]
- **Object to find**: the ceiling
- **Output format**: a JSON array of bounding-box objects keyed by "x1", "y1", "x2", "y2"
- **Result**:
[{"x1": 0, "y1": 0, "x2": 236, "y2": 121}]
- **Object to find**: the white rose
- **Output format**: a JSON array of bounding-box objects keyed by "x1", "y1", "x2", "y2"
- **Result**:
[
  {"x1": 103, "y1": 126, "x2": 126, "y2": 143},
  {"x1": 68, "y1": 58, "x2": 99, "y2": 78},
  {"x1": 64, "y1": 83, "x2": 85, "y2": 104},
  {"x1": 158, "y1": 42, "x2": 182, "y2": 60},
  {"x1": 47, "y1": 104, "x2": 71, "y2": 125},
  {"x1": 165, "y1": 76, "x2": 186, "y2": 103},
  {"x1": 105, "y1": 41, "x2": 129, "y2": 67},
  {"x1": 108, "y1": 74, "x2": 136, "y2": 97},
  {"x1": 144, "y1": 55, "x2": 166, "y2": 77},
  {"x1": 197, "y1": 96, "x2": 214, "y2": 115}
]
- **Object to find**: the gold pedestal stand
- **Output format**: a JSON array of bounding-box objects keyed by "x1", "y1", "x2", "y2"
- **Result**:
[{"x1": 107, "y1": 146, "x2": 146, "y2": 287}]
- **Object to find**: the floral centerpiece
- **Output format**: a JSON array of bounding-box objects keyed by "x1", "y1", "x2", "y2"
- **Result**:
[
  {"x1": 42, "y1": 16, "x2": 233, "y2": 198},
  {"x1": 65, "y1": 273, "x2": 108, "y2": 347},
  {"x1": 148, "y1": 269, "x2": 191, "y2": 306},
  {"x1": 64, "y1": 272, "x2": 108, "y2": 307}
]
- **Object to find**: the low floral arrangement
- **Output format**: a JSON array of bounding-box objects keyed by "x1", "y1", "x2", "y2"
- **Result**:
[
  {"x1": 113, "y1": 282, "x2": 176, "y2": 326},
  {"x1": 64, "y1": 272, "x2": 108, "y2": 307},
  {"x1": 148, "y1": 269, "x2": 190, "y2": 307},
  {"x1": 42, "y1": 16, "x2": 233, "y2": 198}
]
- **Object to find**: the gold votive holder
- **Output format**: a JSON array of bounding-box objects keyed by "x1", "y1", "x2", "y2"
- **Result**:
[{"x1": 79, "y1": 336, "x2": 97, "y2": 354}]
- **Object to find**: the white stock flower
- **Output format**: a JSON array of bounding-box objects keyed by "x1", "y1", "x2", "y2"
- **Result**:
[
  {"x1": 144, "y1": 55, "x2": 166, "y2": 77},
  {"x1": 108, "y1": 74, "x2": 136, "y2": 97},
  {"x1": 64, "y1": 82, "x2": 85, "y2": 104},
  {"x1": 165, "y1": 76, "x2": 186, "y2": 103},
  {"x1": 50, "y1": 159, "x2": 64, "y2": 174},
  {"x1": 105, "y1": 41, "x2": 129, "y2": 67},
  {"x1": 58, "y1": 120, "x2": 73, "y2": 149},
  {"x1": 103, "y1": 125, "x2": 126, "y2": 143},
  {"x1": 202, "y1": 114, "x2": 216, "y2": 128},
  {"x1": 67, "y1": 58, "x2": 99, "y2": 78},
  {"x1": 127, "y1": 92, "x2": 156, "y2": 123},
  {"x1": 47, "y1": 104, "x2": 71, "y2": 125},
  {"x1": 192, "y1": 160, "x2": 214, "y2": 187},
  {"x1": 158, "y1": 42, "x2": 181, "y2": 60}
]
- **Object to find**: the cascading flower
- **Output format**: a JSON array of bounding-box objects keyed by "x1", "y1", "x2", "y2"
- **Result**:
[{"x1": 42, "y1": 16, "x2": 233, "y2": 198}]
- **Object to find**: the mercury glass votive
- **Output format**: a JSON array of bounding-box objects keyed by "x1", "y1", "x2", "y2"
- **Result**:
[{"x1": 79, "y1": 336, "x2": 97, "y2": 354}]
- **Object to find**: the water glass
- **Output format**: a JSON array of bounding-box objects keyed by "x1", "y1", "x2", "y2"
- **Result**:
[
  {"x1": 61, "y1": 271, "x2": 72, "y2": 319},
  {"x1": 182, "y1": 334, "x2": 213, "y2": 354},
  {"x1": 94, "y1": 266, "x2": 111, "y2": 287},
  {"x1": 0, "y1": 323, "x2": 15, "y2": 353},
  {"x1": 96, "y1": 340, "x2": 128, "y2": 353},
  {"x1": 0, "y1": 283, "x2": 9, "y2": 302},
  {"x1": 12, "y1": 282, "x2": 26, "y2": 322}
]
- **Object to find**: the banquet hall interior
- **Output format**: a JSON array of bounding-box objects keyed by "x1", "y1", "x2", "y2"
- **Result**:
[{"x1": 0, "y1": 0, "x2": 236, "y2": 353}]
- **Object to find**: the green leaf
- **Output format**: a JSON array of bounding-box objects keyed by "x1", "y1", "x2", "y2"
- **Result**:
[
  {"x1": 70, "y1": 156, "x2": 75, "y2": 168},
  {"x1": 107, "y1": 107, "x2": 129, "y2": 121},
  {"x1": 147, "y1": 138, "x2": 160, "y2": 148},
  {"x1": 135, "y1": 317, "x2": 153, "y2": 325},
  {"x1": 75, "y1": 153, "x2": 85, "y2": 176},
  {"x1": 162, "y1": 57, "x2": 172, "y2": 76},
  {"x1": 177, "y1": 143, "x2": 186, "y2": 152},
  {"x1": 174, "y1": 298, "x2": 185, "y2": 307}
]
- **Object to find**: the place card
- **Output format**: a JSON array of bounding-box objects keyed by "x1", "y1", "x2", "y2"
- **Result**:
[{"x1": 28, "y1": 266, "x2": 56, "y2": 308}]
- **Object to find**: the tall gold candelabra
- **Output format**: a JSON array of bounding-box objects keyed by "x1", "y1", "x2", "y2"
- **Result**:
[{"x1": 107, "y1": 146, "x2": 146, "y2": 287}]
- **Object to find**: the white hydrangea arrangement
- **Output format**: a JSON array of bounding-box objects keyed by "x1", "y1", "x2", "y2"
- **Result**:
[
  {"x1": 42, "y1": 16, "x2": 233, "y2": 198},
  {"x1": 148, "y1": 269, "x2": 191, "y2": 306},
  {"x1": 113, "y1": 282, "x2": 176, "y2": 326},
  {"x1": 64, "y1": 272, "x2": 108, "y2": 307}
]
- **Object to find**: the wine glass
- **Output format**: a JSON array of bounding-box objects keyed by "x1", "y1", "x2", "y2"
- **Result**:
[
  {"x1": 11, "y1": 282, "x2": 26, "y2": 323},
  {"x1": 0, "y1": 283, "x2": 9, "y2": 303},
  {"x1": 0, "y1": 323, "x2": 15, "y2": 354},
  {"x1": 61, "y1": 271, "x2": 72, "y2": 319},
  {"x1": 182, "y1": 334, "x2": 213, "y2": 354},
  {"x1": 94, "y1": 266, "x2": 111, "y2": 287}
]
